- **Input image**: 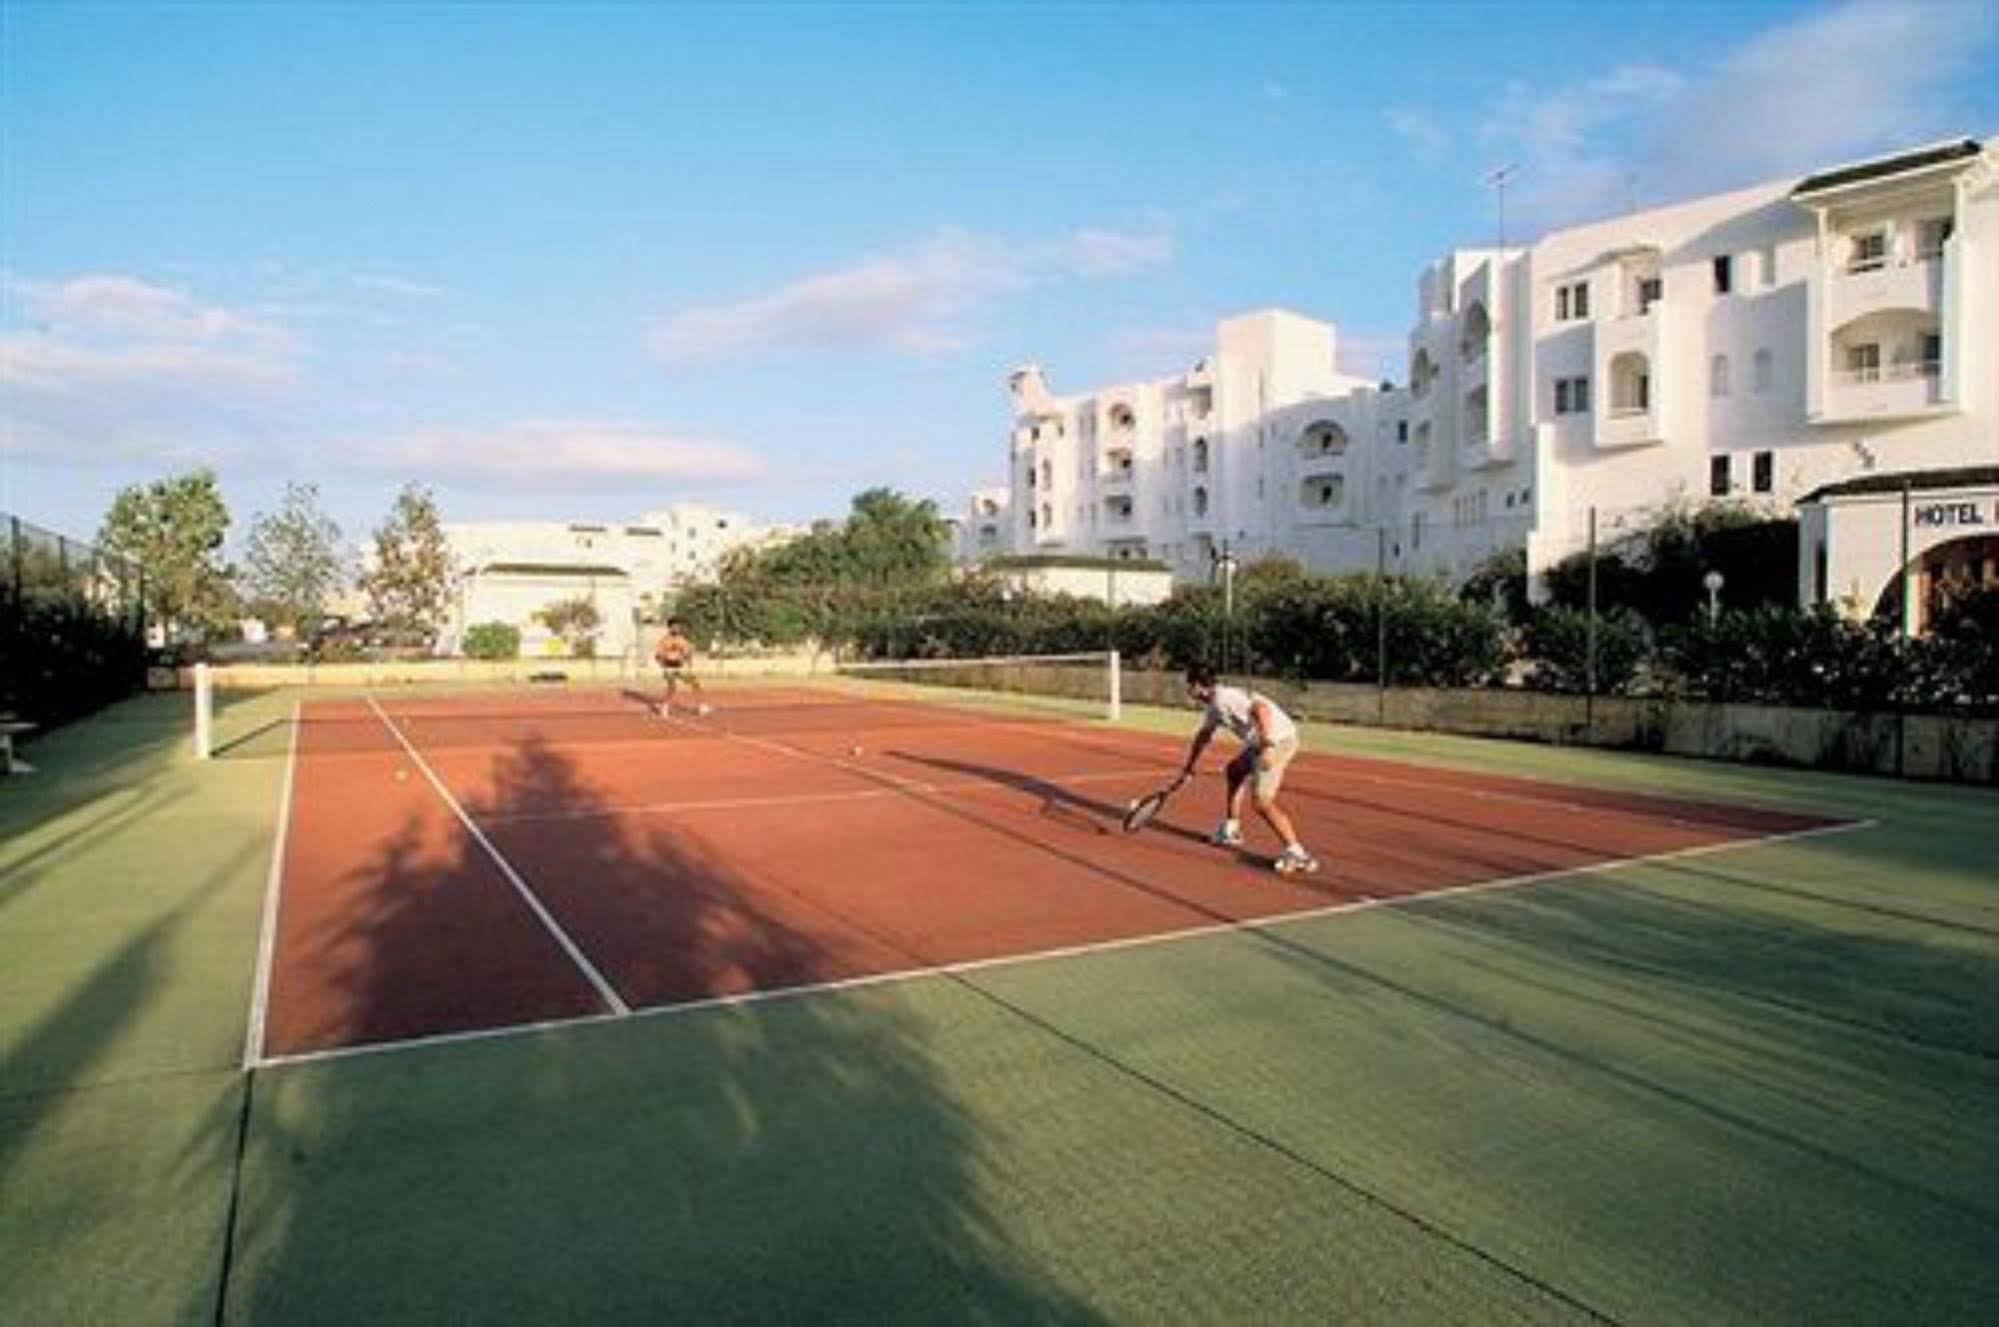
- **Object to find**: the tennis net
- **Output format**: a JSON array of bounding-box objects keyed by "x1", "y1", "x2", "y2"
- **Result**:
[{"x1": 193, "y1": 650, "x2": 1123, "y2": 760}]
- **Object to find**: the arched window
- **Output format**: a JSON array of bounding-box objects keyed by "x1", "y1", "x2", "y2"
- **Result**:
[
  {"x1": 1459, "y1": 302, "x2": 1491, "y2": 361},
  {"x1": 1038, "y1": 503, "x2": 1052, "y2": 529},
  {"x1": 1039, "y1": 459, "x2": 1052, "y2": 487},
  {"x1": 1192, "y1": 487, "x2": 1209, "y2": 517},
  {"x1": 1710, "y1": 354, "x2": 1731, "y2": 399},
  {"x1": 1192, "y1": 437, "x2": 1209, "y2": 473}
]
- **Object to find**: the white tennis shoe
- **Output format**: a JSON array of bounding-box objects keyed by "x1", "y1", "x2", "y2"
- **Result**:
[
  {"x1": 1274, "y1": 845, "x2": 1320, "y2": 876},
  {"x1": 1209, "y1": 820, "x2": 1243, "y2": 847}
]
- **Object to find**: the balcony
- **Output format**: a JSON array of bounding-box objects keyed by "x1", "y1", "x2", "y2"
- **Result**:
[
  {"x1": 1824, "y1": 251, "x2": 1945, "y2": 330},
  {"x1": 1296, "y1": 476, "x2": 1346, "y2": 527},
  {"x1": 1824, "y1": 359, "x2": 1945, "y2": 420},
  {"x1": 1101, "y1": 449, "x2": 1136, "y2": 488},
  {"x1": 1102, "y1": 497, "x2": 1136, "y2": 525}
]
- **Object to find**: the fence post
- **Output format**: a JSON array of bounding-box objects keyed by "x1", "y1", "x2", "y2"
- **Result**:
[
  {"x1": 1375, "y1": 525, "x2": 1388, "y2": 727},
  {"x1": 193, "y1": 662, "x2": 212, "y2": 760},
  {"x1": 1107, "y1": 649, "x2": 1122, "y2": 723},
  {"x1": 1585, "y1": 506, "x2": 1599, "y2": 737}
]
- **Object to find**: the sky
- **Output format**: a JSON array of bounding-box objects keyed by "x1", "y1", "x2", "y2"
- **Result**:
[{"x1": 3, "y1": 0, "x2": 1995, "y2": 552}]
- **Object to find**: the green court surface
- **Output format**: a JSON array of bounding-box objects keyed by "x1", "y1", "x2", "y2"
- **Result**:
[{"x1": 3, "y1": 687, "x2": 1996, "y2": 1324}]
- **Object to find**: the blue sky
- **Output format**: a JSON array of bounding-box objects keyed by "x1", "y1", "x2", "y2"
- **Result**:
[{"x1": 4, "y1": 1, "x2": 1994, "y2": 548}]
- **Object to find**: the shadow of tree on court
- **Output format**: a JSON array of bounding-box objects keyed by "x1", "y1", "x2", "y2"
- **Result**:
[{"x1": 222, "y1": 733, "x2": 1108, "y2": 1324}]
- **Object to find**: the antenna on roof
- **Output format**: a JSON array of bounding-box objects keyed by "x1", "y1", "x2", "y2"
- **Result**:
[{"x1": 1485, "y1": 164, "x2": 1518, "y2": 251}]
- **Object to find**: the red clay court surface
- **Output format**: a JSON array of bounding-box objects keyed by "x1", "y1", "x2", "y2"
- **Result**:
[{"x1": 251, "y1": 685, "x2": 1848, "y2": 1063}]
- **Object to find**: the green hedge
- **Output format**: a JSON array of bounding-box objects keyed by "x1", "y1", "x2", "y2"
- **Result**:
[
  {"x1": 0, "y1": 592, "x2": 148, "y2": 727},
  {"x1": 462, "y1": 621, "x2": 521, "y2": 660}
]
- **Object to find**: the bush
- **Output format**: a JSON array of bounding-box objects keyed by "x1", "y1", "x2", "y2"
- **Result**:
[
  {"x1": 462, "y1": 621, "x2": 521, "y2": 661},
  {"x1": 1521, "y1": 606, "x2": 1650, "y2": 695},
  {"x1": 0, "y1": 592, "x2": 147, "y2": 727}
]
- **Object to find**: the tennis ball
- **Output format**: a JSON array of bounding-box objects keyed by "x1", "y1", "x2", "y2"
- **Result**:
[
  {"x1": 850, "y1": 745, "x2": 863, "y2": 756},
  {"x1": 394, "y1": 769, "x2": 408, "y2": 782}
]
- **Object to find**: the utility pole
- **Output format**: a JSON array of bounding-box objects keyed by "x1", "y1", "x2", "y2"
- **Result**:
[{"x1": 1485, "y1": 164, "x2": 1518, "y2": 251}]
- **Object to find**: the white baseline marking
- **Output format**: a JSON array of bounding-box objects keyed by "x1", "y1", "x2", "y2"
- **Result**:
[
  {"x1": 364, "y1": 695, "x2": 630, "y2": 1019},
  {"x1": 242, "y1": 700, "x2": 300, "y2": 1068},
  {"x1": 254, "y1": 817, "x2": 1876, "y2": 1071}
]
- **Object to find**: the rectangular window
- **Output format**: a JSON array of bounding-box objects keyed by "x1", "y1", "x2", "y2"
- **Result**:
[
  {"x1": 1573, "y1": 376, "x2": 1591, "y2": 414},
  {"x1": 1397, "y1": 420, "x2": 1408, "y2": 442},
  {"x1": 1850, "y1": 232, "x2": 1886, "y2": 272},
  {"x1": 1753, "y1": 450, "x2": 1773, "y2": 493},
  {"x1": 1555, "y1": 379, "x2": 1570, "y2": 414},
  {"x1": 1846, "y1": 343, "x2": 1880, "y2": 382},
  {"x1": 1713, "y1": 255, "x2": 1732, "y2": 294},
  {"x1": 1917, "y1": 217, "x2": 1953, "y2": 259},
  {"x1": 1638, "y1": 277, "x2": 1662, "y2": 312},
  {"x1": 1556, "y1": 286, "x2": 1569, "y2": 321},
  {"x1": 1555, "y1": 281, "x2": 1590, "y2": 322},
  {"x1": 1573, "y1": 282, "x2": 1589, "y2": 318},
  {"x1": 1710, "y1": 455, "x2": 1731, "y2": 497},
  {"x1": 1921, "y1": 333, "x2": 1942, "y2": 371}
]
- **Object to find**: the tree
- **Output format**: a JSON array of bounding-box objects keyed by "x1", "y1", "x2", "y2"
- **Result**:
[
  {"x1": 361, "y1": 484, "x2": 451, "y2": 646},
  {"x1": 535, "y1": 596, "x2": 602, "y2": 657},
  {"x1": 97, "y1": 468, "x2": 235, "y2": 639},
  {"x1": 241, "y1": 482, "x2": 345, "y2": 634}
]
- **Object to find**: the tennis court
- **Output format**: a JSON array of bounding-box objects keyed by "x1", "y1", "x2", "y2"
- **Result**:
[
  {"x1": 4, "y1": 670, "x2": 1996, "y2": 1325},
  {"x1": 243, "y1": 671, "x2": 1845, "y2": 1063}
]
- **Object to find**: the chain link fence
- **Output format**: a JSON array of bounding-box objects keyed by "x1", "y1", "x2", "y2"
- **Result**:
[{"x1": 1, "y1": 513, "x2": 150, "y2": 728}]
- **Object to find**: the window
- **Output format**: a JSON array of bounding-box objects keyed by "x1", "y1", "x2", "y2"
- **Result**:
[
  {"x1": 1753, "y1": 451, "x2": 1773, "y2": 493},
  {"x1": 1554, "y1": 280, "x2": 1590, "y2": 322},
  {"x1": 1849, "y1": 231, "x2": 1886, "y2": 273},
  {"x1": 1918, "y1": 217, "x2": 1953, "y2": 259},
  {"x1": 1397, "y1": 421, "x2": 1408, "y2": 443},
  {"x1": 1710, "y1": 455, "x2": 1731, "y2": 497},
  {"x1": 1844, "y1": 343, "x2": 1879, "y2": 383},
  {"x1": 1710, "y1": 354, "x2": 1731, "y2": 399},
  {"x1": 1554, "y1": 375, "x2": 1591, "y2": 415},
  {"x1": 1753, "y1": 348, "x2": 1774, "y2": 393},
  {"x1": 1192, "y1": 487, "x2": 1209, "y2": 517},
  {"x1": 1638, "y1": 276, "x2": 1662, "y2": 312},
  {"x1": 1040, "y1": 459, "x2": 1052, "y2": 487},
  {"x1": 1921, "y1": 333, "x2": 1942, "y2": 371},
  {"x1": 1713, "y1": 255, "x2": 1732, "y2": 294}
]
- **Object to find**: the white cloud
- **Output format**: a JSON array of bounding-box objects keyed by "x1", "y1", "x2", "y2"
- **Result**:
[
  {"x1": 1, "y1": 274, "x2": 301, "y2": 392},
  {"x1": 360, "y1": 421, "x2": 768, "y2": 491},
  {"x1": 1473, "y1": 1, "x2": 1994, "y2": 231},
  {"x1": 652, "y1": 224, "x2": 1173, "y2": 362},
  {"x1": 352, "y1": 273, "x2": 447, "y2": 300},
  {"x1": 1385, "y1": 107, "x2": 1449, "y2": 158}
]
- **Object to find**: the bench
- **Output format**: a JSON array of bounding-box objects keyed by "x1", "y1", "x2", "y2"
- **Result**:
[{"x1": 0, "y1": 719, "x2": 36, "y2": 776}]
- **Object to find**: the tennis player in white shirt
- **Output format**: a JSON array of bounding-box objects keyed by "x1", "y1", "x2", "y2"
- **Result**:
[{"x1": 1171, "y1": 662, "x2": 1320, "y2": 876}]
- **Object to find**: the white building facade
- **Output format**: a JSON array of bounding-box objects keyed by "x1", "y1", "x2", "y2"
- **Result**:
[
  {"x1": 440, "y1": 502, "x2": 799, "y2": 655},
  {"x1": 980, "y1": 138, "x2": 1999, "y2": 619}
]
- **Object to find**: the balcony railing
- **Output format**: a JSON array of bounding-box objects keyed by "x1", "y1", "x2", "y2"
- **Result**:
[
  {"x1": 1834, "y1": 360, "x2": 1940, "y2": 386},
  {"x1": 1608, "y1": 404, "x2": 1649, "y2": 419}
]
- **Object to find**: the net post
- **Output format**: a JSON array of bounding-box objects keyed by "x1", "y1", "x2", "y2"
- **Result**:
[
  {"x1": 193, "y1": 663, "x2": 213, "y2": 760},
  {"x1": 1107, "y1": 649, "x2": 1122, "y2": 722}
]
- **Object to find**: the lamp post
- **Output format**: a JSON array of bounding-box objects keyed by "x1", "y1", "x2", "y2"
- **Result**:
[
  {"x1": 1215, "y1": 542, "x2": 1239, "y2": 675},
  {"x1": 1703, "y1": 570, "x2": 1724, "y2": 627}
]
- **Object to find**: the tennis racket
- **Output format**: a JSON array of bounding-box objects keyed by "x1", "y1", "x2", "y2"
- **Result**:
[{"x1": 1122, "y1": 774, "x2": 1188, "y2": 833}]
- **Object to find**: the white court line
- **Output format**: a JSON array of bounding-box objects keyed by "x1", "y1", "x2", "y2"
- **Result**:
[
  {"x1": 365, "y1": 695, "x2": 630, "y2": 1017},
  {"x1": 481, "y1": 766, "x2": 1169, "y2": 826},
  {"x1": 252, "y1": 816, "x2": 1876, "y2": 1070},
  {"x1": 241, "y1": 700, "x2": 300, "y2": 1068}
]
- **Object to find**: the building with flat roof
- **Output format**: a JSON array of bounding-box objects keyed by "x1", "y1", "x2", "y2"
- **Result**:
[{"x1": 973, "y1": 137, "x2": 1998, "y2": 623}]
